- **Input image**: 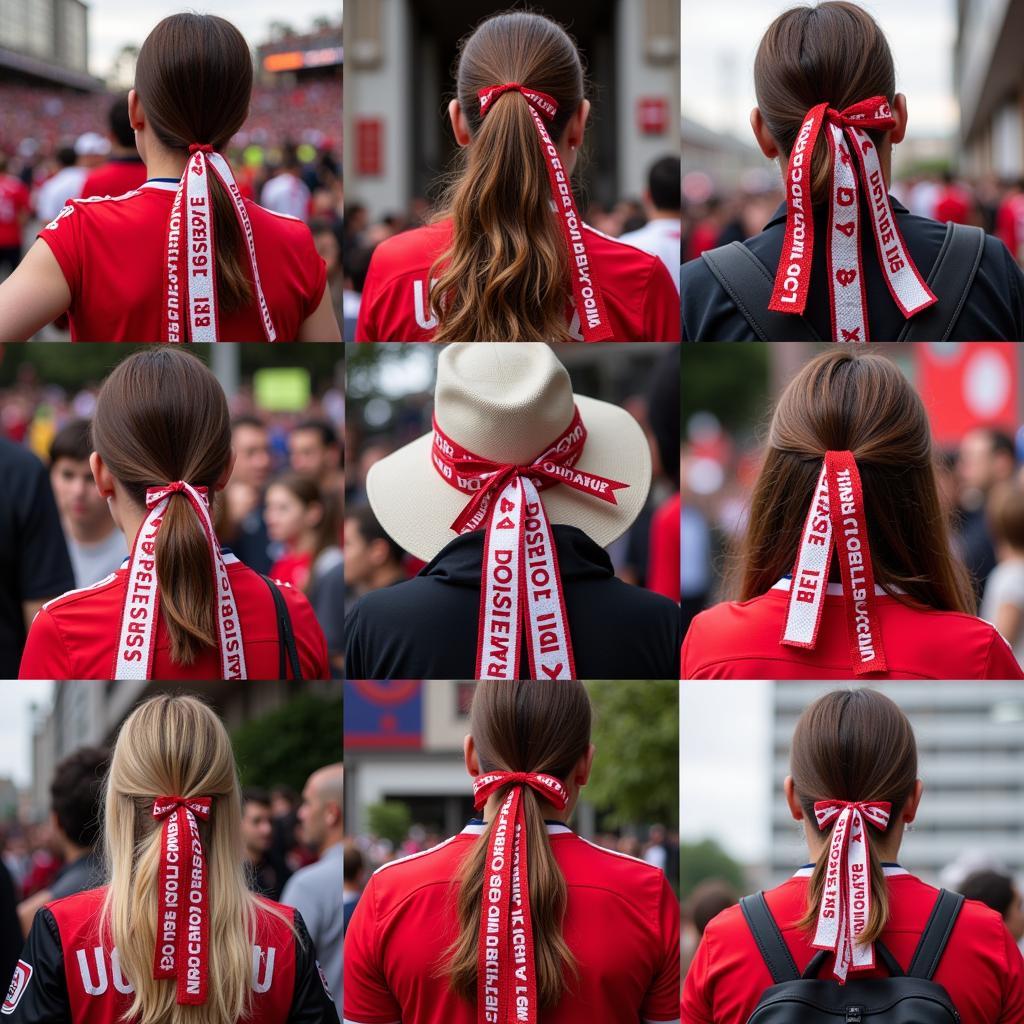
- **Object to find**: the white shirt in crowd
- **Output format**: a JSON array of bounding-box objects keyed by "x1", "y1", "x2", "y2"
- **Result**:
[
  {"x1": 36, "y1": 167, "x2": 89, "y2": 223},
  {"x1": 67, "y1": 529, "x2": 129, "y2": 589},
  {"x1": 618, "y1": 217, "x2": 682, "y2": 293},
  {"x1": 261, "y1": 172, "x2": 311, "y2": 221},
  {"x1": 980, "y1": 558, "x2": 1024, "y2": 667}
]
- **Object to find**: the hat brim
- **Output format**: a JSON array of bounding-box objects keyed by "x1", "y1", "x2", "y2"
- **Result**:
[{"x1": 367, "y1": 394, "x2": 652, "y2": 562}]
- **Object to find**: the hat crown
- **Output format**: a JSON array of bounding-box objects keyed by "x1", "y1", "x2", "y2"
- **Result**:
[{"x1": 434, "y1": 344, "x2": 575, "y2": 465}]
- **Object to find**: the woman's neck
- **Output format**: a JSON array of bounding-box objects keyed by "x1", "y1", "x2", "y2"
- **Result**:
[{"x1": 145, "y1": 152, "x2": 188, "y2": 180}]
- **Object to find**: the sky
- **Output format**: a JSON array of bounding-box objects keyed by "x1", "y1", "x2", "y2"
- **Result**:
[
  {"x1": 0, "y1": 682, "x2": 53, "y2": 788},
  {"x1": 681, "y1": 0, "x2": 957, "y2": 142}
]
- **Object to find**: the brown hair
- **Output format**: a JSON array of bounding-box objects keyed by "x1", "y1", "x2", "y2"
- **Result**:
[
  {"x1": 430, "y1": 12, "x2": 585, "y2": 341},
  {"x1": 733, "y1": 348, "x2": 975, "y2": 615},
  {"x1": 267, "y1": 472, "x2": 338, "y2": 586},
  {"x1": 92, "y1": 349, "x2": 231, "y2": 665},
  {"x1": 791, "y1": 689, "x2": 918, "y2": 944},
  {"x1": 989, "y1": 482, "x2": 1024, "y2": 551},
  {"x1": 135, "y1": 14, "x2": 254, "y2": 316},
  {"x1": 754, "y1": 2, "x2": 896, "y2": 205},
  {"x1": 445, "y1": 681, "x2": 591, "y2": 1006}
]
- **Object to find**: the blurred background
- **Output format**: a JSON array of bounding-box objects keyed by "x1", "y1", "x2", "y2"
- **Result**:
[
  {"x1": 680, "y1": 680, "x2": 1024, "y2": 975},
  {"x1": 343, "y1": 679, "x2": 679, "y2": 901},
  {"x1": 679, "y1": 0, "x2": 1024, "y2": 269},
  {"x1": 0, "y1": 0, "x2": 343, "y2": 337},
  {"x1": 345, "y1": 343, "x2": 680, "y2": 617},
  {"x1": 0, "y1": 344, "x2": 345, "y2": 677},
  {"x1": 681, "y1": 342, "x2": 1024, "y2": 670}
]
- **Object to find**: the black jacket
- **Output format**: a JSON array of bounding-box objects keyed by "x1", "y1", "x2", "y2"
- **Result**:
[
  {"x1": 345, "y1": 525, "x2": 682, "y2": 680},
  {"x1": 681, "y1": 198, "x2": 1024, "y2": 341}
]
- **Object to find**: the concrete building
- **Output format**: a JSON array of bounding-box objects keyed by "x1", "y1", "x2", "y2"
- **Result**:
[{"x1": 0, "y1": 0, "x2": 94, "y2": 89}]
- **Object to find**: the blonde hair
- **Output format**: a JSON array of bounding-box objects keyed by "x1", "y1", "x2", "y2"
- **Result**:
[{"x1": 100, "y1": 695, "x2": 287, "y2": 1024}]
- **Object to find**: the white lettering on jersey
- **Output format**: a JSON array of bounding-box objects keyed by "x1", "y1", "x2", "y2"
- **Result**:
[
  {"x1": 76, "y1": 948, "x2": 108, "y2": 996},
  {"x1": 2, "y1": 960, "x2": 32, "y2": 1014},
  {"x1": 44, "y1": 205, "x2": 75, "y2": 232},
  {"x1": 252, "y1": 945, "x2": 276, "y2": 993},
  {"x1": 413, "y1": 279, "x2": 439, "y2": 331}
]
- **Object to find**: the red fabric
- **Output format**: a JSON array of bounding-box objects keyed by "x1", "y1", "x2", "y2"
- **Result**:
[
  {"x1": 647, "y1": 492, "x2": 680, "y2": 600},
  {"x1": 681, "y1": 588, "x2": 1024, "y2": 679},
  {"x1": 79, "y1": 161, "x2": 148, "y2": 200},
  {"x1": 354, "y1": 219, "x2": 681, "y2": 342},
  {"x1": 37, "y1": 184, "x2": 326, "y2": 341},
  {"x1": 343, "y1": 828, "x2": 680, "y2": 1024},
  {"x1": 18, "y1": 558, "x2": 329, "y2": 680},
  {"x1": 997, "y1": 194, "x2": 1024, "y2": 261},
  {"x1": 0, "y1": 174, "x2": 30, "y2": 247},
  {"x1": 681, "y1": 873, "x2": 1024, "y2": 1024},
  {"x1": 685, "y1": 222, "x2": 720, "y2": 261},
  {"x1": 270, "y1": 551, "x2": 313, "y2": 591},
  {"x1": 933, "y1": 186, "x2": 971, "y2": 225}
]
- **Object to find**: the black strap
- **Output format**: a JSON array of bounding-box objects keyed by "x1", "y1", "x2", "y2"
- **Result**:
[
  {"x1": 259, "y1": 574, "x2": 303, "y2": 681},
  {"x1": 800, "y1": 939, "x2": 903, "y2": 980},
  {"x1": 740, "y1": 892, "x2": 801, "y2": 984},
  {"x1": 701, "y1": 242, "x2": 823, "y2": 342},
  {"x1": 907, "y1": 889, "x2": 964, "y2": 980},
  {"x1": 897, "y1": 222, "x2": 986, "y2": 341}
]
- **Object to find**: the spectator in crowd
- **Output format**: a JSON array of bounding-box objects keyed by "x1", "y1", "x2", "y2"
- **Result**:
[
  {"x1": 960, "y1": 869, "x2": 1024, "y2": 943},
  {"x1": 16, "y1": 746, "x2": 109, "y2": 936},
  {"x1": 619, "y1": 155, "x2": 681, "y2": 292},
  {"x1": 266, "y1": 473, "x2": 342, "y2": 594},
  {"x1": 682, "y1": 879, "x2": 739, "y2": 974},
  {"x1": 0, "y1": 155, "x2": 30, "y2": 279},
  {"x1": 997, "y1": 178, "x2": 1024, "y2": 264},
  {"x1": 219, "y1": 413, "x2": 275, "y2": 574},
  {"x1": 933, "y1": 169, "x2": 973, "y2": 225},
  {"x1": 0, "y1": 436, "x2": 75, "y2": 677},
  {"x1": 343, "y1": 504, "x2": 405, "y2": 613},
  {"x1": 48, "y1": 418, "x2": 128, "y2": 587},
  {"x1": 79, "y1": 93, "x2": 147, "y2": 200},
  {"x1": 289, "y1": 418, "x2": 343, "y2": 494},
  {"x1": 34, "y1": 147, "x2": 80, "y2": 225},
  {"x1": 241, "y1": 787, "x2": 290, "y2": 900},
  {"x1": 281, "y1": 763, "x2": 343, "y2": 1019},
  {"x1": 344, "y1": 840, "x2": 365, "y2": 935},
  {"x1": 311, "y1": 219, "x2": 345, "y2": 329},
  {"x1": 261, "y1": 147, "x2": 312, "y2": 221},
  {"x1": 981, "y1": 483, "x2": 1024, "y2": 666}
]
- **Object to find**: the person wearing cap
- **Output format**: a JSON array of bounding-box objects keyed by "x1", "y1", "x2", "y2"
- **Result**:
[
  {"x1": 345, "y1": 343, "x2": 683, "y2": 681},
  {"x1": 4, "y1": 695, "x2": 338, "y2": 1023},
  {"x1": 681, "y1": 349, "x2": 1023, "y2": 680},
  {"x1": 681, "y1": 1, "x2": 1024, "y2": 342},
  {"x1": 344, "y1": 680, "x2": 680, "y2": 1024},
  {"x1": 682, "y1": 689, "x2": 1024, "y2": 1023}
]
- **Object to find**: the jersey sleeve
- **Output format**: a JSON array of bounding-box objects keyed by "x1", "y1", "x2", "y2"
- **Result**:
[
  {"x1": 640, "y1": 873, "x2": 681, "y2": 1023},
  {"x1": 680, "y1": 926, "x2": 716, "y2": 1024},
  {"x1": 999, "y1": 920, "x2": 1024, "y2": 1022},
  {"x1": 18, "y1": 608, "x2": 73, "y2": 680},
  {"x1": 303, "y1": 239, "x2": 328, "y2": 323},
  {"x1": 36, "y1": 202, "x2": 83, "y2": 302},
  {"x1": 983, "y1": 628, "x2": 1024, "y2": 679},
  {"x1": 288, "y1": 910, "x2": 340, "y2": 1023},
  {"x1": 343, "y1": 874, "x2": 402, "y2": 1024},
  {"x1": 643, "y1": 258, "x2": 682, "y2": 342},
  {"x1": 3, "y1": 909, "x2": 70, "y2": 1023}
]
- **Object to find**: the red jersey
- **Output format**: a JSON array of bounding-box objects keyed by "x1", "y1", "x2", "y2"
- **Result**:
[
  {"x1": 682, "y1": 868, "x2": 1024, "y2": 1024},
  {"x1": 270, "y1": 550, "x2": 313, "y2": 591},
  {"x1": 355, "y1": 219, "x2": 681, "y2": 342},
  {"x1": 998, "y1": 193, "x2": 1024, "y2": 263},
  {"x1": 648, "y1": 492, "x2": 681, "y2": 601},
  {"x1": 344, "y1": 823, "x2": 680, "y2": 1024},
  {"x1": 78, "y1": 159, "x2": 148, "y2": 201},
  {"x1": 681, "y1": 579, "x2": 1024, "y2": 679},
  {"x1": 0, "y1": 173, "x2": 30, "y2": 247},
  {"x1": 38, "y1": 180, "x2": 326, "y2": 341},
  {"x1": 933, "y1": 185, "x2": 972, "y2": 225},
  {"x1": 18, "y1": 552, "x2": 329, "y2": 680}
]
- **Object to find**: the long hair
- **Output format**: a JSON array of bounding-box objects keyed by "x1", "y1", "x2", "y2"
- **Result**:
[
  {"x1": 445, "y1": 681, "x2": 592, "y2": 1007},
  {"x1": 91, "y1": 349, "x2": 232, "y2": 665},
  {"x1": 754, "y1": 1, "x2": 896, "y2": 206},
  {"x1": 791, "y1": 689, "x2": 918, "y2": 944},
  {"x1": 135, "y1": 14, "x2": 254, "y2": 313},
  {"x1": 430, "y1": 12, "x2": 586, "y2": 341},
  {"x1": 731, "y1": 348, "x2": 975, "y2": 614},
  {"x1": 268, "y1": 472, "x2": 338, "y2": 588},
  {"x1": 100, "y1": 695, "x2": 279, "y2": 1024}
]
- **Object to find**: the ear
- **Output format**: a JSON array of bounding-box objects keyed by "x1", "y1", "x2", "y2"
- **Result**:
[
  {"x1": 902, "y1": 779, "x2": 923, "y2": 824},
  {"x1": 463, "y1": 734, "x2": 480, "y2": 777},
  {"x1": 889, "y1": 92, "x2": 908, "y2": 146},
  {"x1": 564, "y1": 98, "x2": 591, "y2": 151},
  {"x1": 127, "y1": 89, "x2": 144, "y2": 132},
  {"x1": 750, "y1": 106, "x2": 780, "y2": 160},
  {"x1": 214, "y1": 451, "x2": 236, "y2": 492},
  {"x1": 449, "y1": 99, "x2": 471, "y2": 148},
  {"x1": 573, "y1": 743, "x2": 596, "y2": 787},
  {"x1": 784, "y1": 775, "x2": 803, "y2": 821},
  {"x1": 89, "y1": 451, "x2": 115, "y2": 499}
]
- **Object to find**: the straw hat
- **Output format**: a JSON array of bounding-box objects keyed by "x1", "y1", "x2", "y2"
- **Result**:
[{"x1": 367, "y1": 343, "x2": 652, "y2": 562}]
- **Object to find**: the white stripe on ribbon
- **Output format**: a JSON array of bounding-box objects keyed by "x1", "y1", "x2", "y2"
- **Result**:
[
  {"x1": 827, "y1": 124, "x2": 869, "y2": 343},
  {"x1": 782, "y1": 462, "x2": 832, "y2": 647}
]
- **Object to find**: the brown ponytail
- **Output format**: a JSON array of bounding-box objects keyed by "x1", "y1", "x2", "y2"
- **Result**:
[
  {"x1": 430, "y1": 12, "x2": 585, "y2": 341},
  {"x1": 753, "y1": 1, "x2": 895, "y2": 205},
  {"x1": 91, "y1": 349, "x2": 232, "y2": 665},
  {"x1": 134, "y1": 13, "x2": 255, "y2": 316},
  {"x1": 445, "y1": 681, "x2": 591, "y2": 1007},
  {"x1": 791, "y1": 688, "x2": 917, "y2": 944}
]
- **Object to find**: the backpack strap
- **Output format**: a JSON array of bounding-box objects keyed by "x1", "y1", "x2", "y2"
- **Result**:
[
  {"x1": 907, "y1": 889, "x2": 964, "y2": 980},
  {"x1": 259, "y1": 573, "x2": 304, "y2": 681},
  {"x1": 897, "y1": 223, "x2": 986, "y2": 341},
  {"x1": 701, "y1": 242, "x2": 823, "y2": 342},
  {"x1": 740, "y1": 892, "x2": 801, "y2": 984},
  {"x1": 800, "y1": 940, "x2": 904, "y2": 980}
]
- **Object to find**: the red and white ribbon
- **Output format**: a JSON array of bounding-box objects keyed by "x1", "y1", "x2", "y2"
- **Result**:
[
  {"x1": 164, "y1": 143, "x2": 277, "y2": 343},
  {"x1": 812, "y1": 799, "x2": 892, "y2": 983},
  {"x1": 151, "y1": 796, "x2": 213, "y2": 1005},
  {"x1": 768, "y1": 97, "x2": 935, "y2": 342},
  {"x1": 472, "y1": 770, "x2": 569, "y2": 1024},
  {"x1": 781, "y1": 450, "x2": 887, "y2": 675},
  {"x1": 432, "y1": 407, "x2": 628, "y2": 680},
  {"x1": 113, "y1": 481, "x2": 247, "y2": 680},
  {"x1": 476, "y1": 83, "x2": 614, "y2": 342}
]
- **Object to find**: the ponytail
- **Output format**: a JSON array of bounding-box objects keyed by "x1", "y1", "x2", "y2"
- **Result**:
[{"x1": 207, "y1": 172, "x2": 254, "y2": 312}]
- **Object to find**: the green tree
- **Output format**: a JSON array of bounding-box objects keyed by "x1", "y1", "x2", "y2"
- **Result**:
[
  {"x1": 681, "y1": 345, "x2": 771, "y2": 434},
  {"x1": 584, "y1": 681, "x2": 678, "y2": 828},
  {"x1": 231, "y1": 693, "x2": 342, "y2": 792},
  {"x1": 680, "y1": 838, "x2": 746, "y2": 897},
  {"x1": 366, "y1": 802, "x2": 412, "y2": 847}
]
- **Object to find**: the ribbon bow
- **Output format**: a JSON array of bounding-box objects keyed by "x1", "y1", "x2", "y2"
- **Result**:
[
  {"x1": 471, "y1": 771, "x2": 569, "y2": 1024},
  {"x1": 431, "y1": 406, "x2": 628, "y2": 679},
  {"x1": 151, "y1": 796, "x2": 213, "y2": 1005},
  {"x1": 781, "y1": 450, "x2": 887, "y2": 674},
  {"x1": 164, "y1": 143, "x2": 277, "y2": 343},
  {"x1": 476, "y1": 83, "x2": 613, "y2": 342},
  {"x1": 768, "y1": 96, "x2": 935, "y2": 342},
  {"x1": 812, "y1": 799, "x2": 892, "y2": 982},
  {"x1": 113, "y1": 481, "x2": 247, "y2": 680}
]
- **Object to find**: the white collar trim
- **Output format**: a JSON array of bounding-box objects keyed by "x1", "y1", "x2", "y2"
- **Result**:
[
  {"x1": 139, "y1": 180, "x2": 179, "y2": 192},
  {"x1": 773, "y1": 577, "x2": 895, "y2": 597},
  {"x1": 461, "y1": 823, "x2": 573, "y2": 836},
  {"x1": 793, "y1": 865, "x2": 909, "y2": 878}
]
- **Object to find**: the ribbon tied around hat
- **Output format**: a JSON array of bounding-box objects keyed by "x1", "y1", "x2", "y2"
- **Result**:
[
  {"x1": 471, "y1": 770, "x2": 569, "y2": 1024},
  {"x1": 431, "y1": 405, "x2": 628, "y2": 680},
  {"x1": 812, "y1": 799, "x2": 892, "y2": 983},
  {"x1": 151, "y1": 796, "x2": 213, "y2": 1004},
  {"x1": 768, "y1": 97, "x2": 936, "y2": 342},
  {"x1": 476, "y1": 83, "x2": 613, "y2": 342}
]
